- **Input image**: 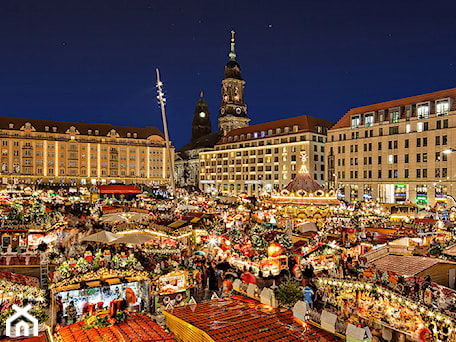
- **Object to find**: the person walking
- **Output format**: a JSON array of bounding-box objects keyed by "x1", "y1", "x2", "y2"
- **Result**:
[{"x1": 217, "y1": 269, "x2": 224, "y2": 298}]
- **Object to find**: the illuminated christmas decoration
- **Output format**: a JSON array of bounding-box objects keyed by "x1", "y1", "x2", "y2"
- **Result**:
[
  {"x1": 267, "y1": 242, "x2": 283, "y2": 257},
  {"x1": 218, "y1": 234, "x2": 231, "y2": 251},
  {"x1": 270, "y1": 151, "x2": 340, "y2": 206}
]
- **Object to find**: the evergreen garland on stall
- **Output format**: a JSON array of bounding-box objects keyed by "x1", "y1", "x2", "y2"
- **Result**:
[
  {"x1": 274, "y1": 232, "x2": 292, "y2": 253},
  {"x1": 249, "y1": 224, "x2": 268, "y2": 251}
]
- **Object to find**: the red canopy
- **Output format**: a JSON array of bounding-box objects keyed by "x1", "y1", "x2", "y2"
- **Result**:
[
  {"x1": 414, "y1": 218, "x2": 436, "y2": 224},
  {"x1": 97, "y1": 185, "x2": 141, "y2": 194}
]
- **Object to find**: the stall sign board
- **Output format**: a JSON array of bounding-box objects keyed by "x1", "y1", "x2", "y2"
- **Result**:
[
  {"x1": 320, "y1": 310, "x2": 338, "y2": 334},
  {"x1": 346, "y1": 323, "x2": 372, "y2": 342},
  {"x1": 260, "y1": 287, "x2": 277, "y2": 308},
  {"x1": 292, "y1": 301, "x2": 308, "y2": 321},
  {"x1": 2, "y1": 236, "x2": 10, "y2": 247},
  {"x1": 246, "y1": 283, "x2": 258, "y2": 298},
  {"x1": 232, "y1": 279, "x2": 242, "y2": 292}
]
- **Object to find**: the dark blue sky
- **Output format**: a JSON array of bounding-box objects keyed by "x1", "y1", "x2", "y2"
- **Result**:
[{"x1": 1, "y1": 0, "x2": 456, "y2": 149}]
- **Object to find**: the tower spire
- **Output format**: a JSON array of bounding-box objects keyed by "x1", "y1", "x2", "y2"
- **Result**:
[
  {"x1": 229, "y1": 30, "x2": 236, "y2": 60},
  {"x1": 200, "y1": 91, "x2": 203, "y2": 97}
]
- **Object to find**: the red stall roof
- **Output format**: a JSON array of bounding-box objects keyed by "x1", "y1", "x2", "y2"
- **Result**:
[
  {"x1": 57, "y1": 313, "x2": 174, "y2": 342},
  {"x1": 164, "y1": 296, "x2": 339, "y2": 342},
  {"x1": 97, "y1": 185, "x2": 141, "y2": 194}
]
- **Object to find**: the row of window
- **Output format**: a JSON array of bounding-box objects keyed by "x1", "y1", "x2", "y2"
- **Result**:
[
  {"x1": 349, "y1": 98, "x2": 451, "y2": 130},
  {"x1": 1, "y1": 150, "x2": 164, "y2": 163},
  {"x1": 334, "y1": 118, "x2": 449, "y2": 142},
  {"x1": 337, "y1": 151, "x2": 449, "y2": 167},
  {"x1": 217, "y1": 135, "x2": 326, "y2": 150},
  {"x1": 204, "y1": 145, "x2": 324, "y2": 159},
  {"x1": 201, "y1": 163, "x2": 325, "y2": 173},
  {"x1": 201, "y1": 172, "x2": 325, "y2": 181},
  {"x1": 338, "y1": 168, "x2": 448, "y2": 180},
  {"x1": 334, "y1": 135, "x2": 449, "y2": 155},
  {"x1": 1, "y1": 141, "x2": 164, "y2": 154},
  {"x1": 4, "y1": 165, "x2": 162, "y2": 178},
  {"x1": 9, "y1": 123, "x2": 143, "y2": 138}
]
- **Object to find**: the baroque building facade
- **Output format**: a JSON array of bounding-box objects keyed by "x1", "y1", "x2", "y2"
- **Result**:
[
  {"x1": 0, "y1": 116, "x2": 173, "y2": 189},
  {"x1": 199, "y1": 115, "x2": 333, "y2": 196},
  {"x1": 326, "y1": 87, "x2": 456, "y2": 207}
]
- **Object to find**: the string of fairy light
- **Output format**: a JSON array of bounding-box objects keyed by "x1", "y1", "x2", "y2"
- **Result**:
[{"x1": 316, "y1": 277, "x2": 455, "y2": 333}]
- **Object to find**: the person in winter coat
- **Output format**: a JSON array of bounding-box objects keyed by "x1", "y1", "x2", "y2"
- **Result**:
[
  {"x1": 208, "y1": 264, "x2": 218, "y2": 292},
  {"x1": 66, "y1": 301, "x2": 77, "y2": 325},
  {"x1": 217, "y1": 269, "x2": 224, "y2": 297}
]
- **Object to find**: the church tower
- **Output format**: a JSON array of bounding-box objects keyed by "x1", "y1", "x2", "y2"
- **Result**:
[
  {"x1": 218, "y1": 31, "x2": 250, "y2": 136},
  {"x1": 191, "y1": 92, "x2": 212, "y2": 142}
]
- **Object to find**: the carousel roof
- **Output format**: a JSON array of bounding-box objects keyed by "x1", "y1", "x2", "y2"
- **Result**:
[
  {"x1": 269, "y1": 151, "x2": 340, "y2": 206},
  {"x1": 269, "y1": 196, "x2": 340, "y2": 206},
  {"x1": 285, "y1": 172, "x2": 322, "y2": 193}
]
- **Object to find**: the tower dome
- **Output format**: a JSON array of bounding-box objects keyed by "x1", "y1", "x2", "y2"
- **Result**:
[
  {"x1": 191, "y1": 92, "x2": 212, "y2": 142},
  {"x1": 218, "y1": 30, "x2": 250, "y2": 135},
  {"x1": 224, "y1": 31, "x2": 243, "y2": 80}
]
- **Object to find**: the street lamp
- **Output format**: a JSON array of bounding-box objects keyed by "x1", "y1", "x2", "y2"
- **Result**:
[{"x1": 442, "y1": 148, "x2": 456, "y2": 207}]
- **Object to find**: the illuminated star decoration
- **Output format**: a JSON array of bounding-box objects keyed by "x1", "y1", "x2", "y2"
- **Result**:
[{"x1": 299, "y1": 151, "x2": 308, "y2": 174}]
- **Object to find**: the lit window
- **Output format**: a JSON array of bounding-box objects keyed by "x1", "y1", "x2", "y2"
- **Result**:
[
  {"x1": 351, "y1": 115, "x2": 361, "y2": 129},
  {"x1": 388, "y1": 155, "x2": 393, "y2": 164},
  {"x1": 436, "y1": 99, "x2": 449, "y2": 116},
  {"x1": 406, "y1": 124, "x2": 411, "y2": 133},
  {"x1": 253, "y1": 132, "x2": 258, "y2": 139},
  {"x1": 389, "y1": 108, "x2": 400, "y2": 123},
  {"x1": 364, "y1": 114, "x2": 374, "y2": 127},
  {"x1": 417, "y1": 122, "x2": 423, "y2": 132},
  {"x1": 417, "y1": 103, "x2": 429, "y2": 119}
]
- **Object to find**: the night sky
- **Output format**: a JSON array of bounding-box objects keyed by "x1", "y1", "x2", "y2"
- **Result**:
[{"x1": 1, "y1": 0, "x2": 456, "y2": 149}]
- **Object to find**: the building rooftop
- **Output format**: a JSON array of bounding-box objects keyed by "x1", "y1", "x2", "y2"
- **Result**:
[
  {"x1": 0, "y1": 115, "x2": 164, "y2": 140},
  {"x1": 332, "y1": 86, "x2": 456, "y2": 130},
  {"x1": 369, "y1": 254, "x2": 455, "y2": 277},
  {"x1": 177, "y1": 131, "x2": 222, "y2": 154},
  {"x1": 217, "y1": 115, "x2": 334, "y2": 145}
]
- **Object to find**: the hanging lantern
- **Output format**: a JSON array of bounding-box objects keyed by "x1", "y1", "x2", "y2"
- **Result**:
[{"x1": 267, "y1": 242, "x2": 283, "y2": 257}]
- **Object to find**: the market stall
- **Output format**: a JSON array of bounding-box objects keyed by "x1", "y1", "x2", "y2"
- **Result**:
[
  {"x1": 152, "y1": 270, "x2": 193, "y2": 310},
  {"x1": 50, "y1": 270, "x2": 150, "y2": 328},
  {"x1": 314, "y1": 277, "x2": 456, "y2": 342}
]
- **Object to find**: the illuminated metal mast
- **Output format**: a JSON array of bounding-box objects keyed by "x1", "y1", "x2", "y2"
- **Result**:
[{"x1": 156, "y1": 68, "x2": 176, "y2": 197}]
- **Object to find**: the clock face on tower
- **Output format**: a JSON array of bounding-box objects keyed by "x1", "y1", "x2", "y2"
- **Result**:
[
  {"x1": 199, "y1": 112, "x2": 206, "y2": 118},
  {"x1": 235, "y1": 107, "x2": 241, "y2": 114}
]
